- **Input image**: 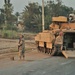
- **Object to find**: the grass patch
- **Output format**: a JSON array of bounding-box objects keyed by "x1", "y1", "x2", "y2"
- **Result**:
[
  {"x1": 0, "y1": 30, "x2": 18, "y2": 39},
  {"x1": 0, "y1": 30, "x2": 36, "y2": 40}
]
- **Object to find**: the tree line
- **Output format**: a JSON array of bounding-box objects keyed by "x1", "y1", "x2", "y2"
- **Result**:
[
  {"x1": 22, "y1": 0, "x2": 75, "y2": 32},
  {"x1": 0, "y1": 0, "x2": 75, "y2": 32}
]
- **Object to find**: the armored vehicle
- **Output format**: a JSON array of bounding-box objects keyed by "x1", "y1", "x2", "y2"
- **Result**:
[{"x1": 35, "y1": 16, "x2": 75, "y2": 58}]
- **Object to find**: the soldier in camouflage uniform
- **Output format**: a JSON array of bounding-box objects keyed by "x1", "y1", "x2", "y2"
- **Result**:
[
  {"x1": 18, "y1": 34, "x2": 25, "y2": 60},
  {"x1": 54, "y1": 31, "x2": 63, "y2": 51}
]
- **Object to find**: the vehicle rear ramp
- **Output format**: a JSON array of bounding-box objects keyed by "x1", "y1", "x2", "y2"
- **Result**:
[{"x1": 62, "y1": 51, "x2": 75, "y2": 58}]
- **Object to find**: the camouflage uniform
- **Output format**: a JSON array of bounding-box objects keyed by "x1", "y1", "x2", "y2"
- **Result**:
[
  {"x1": 54, "y1": 35, "x2": 63, "y2": 51},
  {"x1": 18, "y1": 37, "x2": 25, "y2": 59}
]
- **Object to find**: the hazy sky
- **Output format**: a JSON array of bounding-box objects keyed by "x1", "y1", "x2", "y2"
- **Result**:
[{"x1": 0, "y1": 0, "x2": 75, "y2": 13}]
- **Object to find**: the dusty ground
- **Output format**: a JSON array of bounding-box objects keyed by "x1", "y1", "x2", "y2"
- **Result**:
[
  {"x1": 0, "y1": 38, "x2": 36, "y2": 53},
  {"x1": 0, "y1": 38, "x2": 75, "y2": 75},
  {"x1": 0, "y1": 50, "x2": 50, "y2": 69},
  {"x1": 0, "y1": 38, "x2": 50, "y2": 68}
]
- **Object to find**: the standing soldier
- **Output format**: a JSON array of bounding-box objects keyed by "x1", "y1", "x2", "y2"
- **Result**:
[
  {"x1": 54, "y1": 31, "x2": 63, "y2": 52},
  {"x1": 18, "y1": 34, "x2": 25, "y2": 60}
]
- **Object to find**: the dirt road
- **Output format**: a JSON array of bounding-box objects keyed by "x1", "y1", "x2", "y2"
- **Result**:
[
  {"x1": 0, "y1": 38, "x2": 75, "y2": 75},
  {"x1": 0, "y1": 38, "x2": 50, "y2": 68},
  {"x1": 0, "y1": 53, "x2": 75, "y2": 75},
  {"x1": 0, "y1": 38, "x2": 36, "y2": 54}
]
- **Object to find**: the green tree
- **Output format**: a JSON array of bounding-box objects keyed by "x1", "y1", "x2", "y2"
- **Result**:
[
  {"x1": 0, "y1": 0, "x2": 18, "y2": 31},
  {"x1": 22, "y1": 2, "x2": 42, "y2": 32},
  {"x1": 4, "y1": 0, "x2": 13, "y2": 24},
  {"x1": 46, "y1": 0, "x2": 62, "y2": 17},
  {"x1": 15, "y1": 12, "x2": 20, "y2": 21},
  {"x1": 0, "y1": 9, "x2": 5, "y2": 25},
  {"x1": 44, "y1": 0, "x2": 74, "y2": 29},
  {"x1": 21, "y1": 0, "x2": 75, "y2": 32}
]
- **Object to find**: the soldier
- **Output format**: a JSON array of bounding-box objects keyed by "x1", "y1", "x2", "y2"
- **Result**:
[
  {"x1": 18, "y1": 34, "x2": 25, "y2": 60},
  {"x1": 69, "y1": 14, "x2": 75, "y2": 23},
  {"x1": 54, "y1": 31, "x2": 63, "y2": 51}
]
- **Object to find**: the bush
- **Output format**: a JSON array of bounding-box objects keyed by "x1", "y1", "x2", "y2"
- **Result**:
[
  {"x1": 3, "y1": 32, "x2": 8, "y2": 38},
  {"x1": 5, "y1": 24, "x2": 18, "y2": 31},
  {"x1": 1, "y1": 30, "x2": 18, "y2": 39}
]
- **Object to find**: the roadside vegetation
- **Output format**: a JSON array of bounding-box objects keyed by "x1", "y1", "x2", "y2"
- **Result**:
[
  {"x1": 0, "y1": 30, "x2": 18, "y2": 39},
  {"x1": 0, "y1": 0, "x2": 75, "y2": 38},
  {"x1": 0, "y1": 29, "x2": 36, "y2": 40}
]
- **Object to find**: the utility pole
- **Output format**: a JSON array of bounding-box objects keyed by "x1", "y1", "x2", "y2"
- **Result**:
[{"x1": 42, "y1": 0, "x2": 45, "y2": 31}]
